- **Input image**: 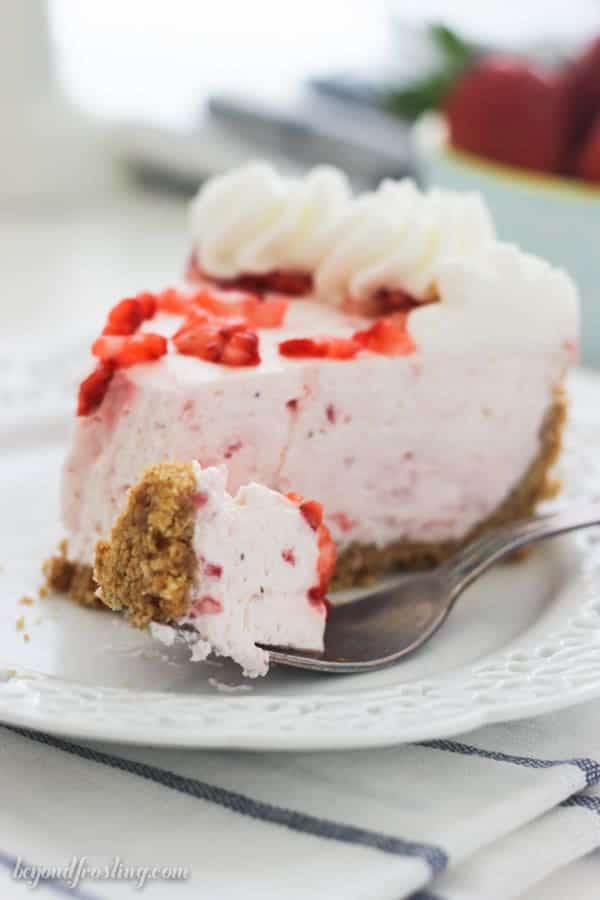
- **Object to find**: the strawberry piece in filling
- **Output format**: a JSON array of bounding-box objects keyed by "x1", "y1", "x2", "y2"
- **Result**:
[
  {"x1": 286, "y1": 493, "x2": 336, "y2": 609},
  {"x1": 189, "y1": 595, "x2": 223, "y2": 617}
]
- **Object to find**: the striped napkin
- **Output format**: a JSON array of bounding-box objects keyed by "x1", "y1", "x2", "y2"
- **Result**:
[{"x1": 1, "y1": 700, "x2": 600, "y2": 900}]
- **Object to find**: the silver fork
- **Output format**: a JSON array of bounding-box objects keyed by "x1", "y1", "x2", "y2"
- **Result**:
[{"x1": 258, "y1": 505, "x2": 600, "y2": 673}]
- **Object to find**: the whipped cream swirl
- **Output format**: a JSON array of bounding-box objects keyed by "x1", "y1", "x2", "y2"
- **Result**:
[
  {"x1": 315, "y1": 178, "x2": 496, "y2": 306},
  {"x1": 188, "y1": 163, "x2": 578, "y2": 349},
  {"x1": 189, "y1": 162, "x2": 352, "y2": 279},
  {"x1": 409, "y1": 240, "x2": 579, "y2": 350}
]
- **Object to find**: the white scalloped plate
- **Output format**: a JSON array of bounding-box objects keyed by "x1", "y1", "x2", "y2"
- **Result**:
[{"x1": 1, "y1": 353, "x2": 600, "y2": 748}]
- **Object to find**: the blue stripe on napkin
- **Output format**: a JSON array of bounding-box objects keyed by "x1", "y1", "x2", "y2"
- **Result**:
[
  {"x1": 3, "y1": 726, "x2": 448, "y2": 875},
  {"x1": 562, "y1": 794, "x2": 600, "y2": 814},
  {"x1": 419, "y1": 739, "x2": 600, "y2": 786}
]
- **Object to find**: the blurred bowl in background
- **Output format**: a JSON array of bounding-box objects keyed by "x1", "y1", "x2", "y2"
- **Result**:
[{"x1": 417, "y1": 116, "x2": 600, "y2": 368}]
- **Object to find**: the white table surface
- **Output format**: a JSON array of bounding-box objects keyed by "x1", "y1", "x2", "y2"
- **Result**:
[
  {"x1": 1, "y1": 186, "x2": 598, "y2": 900},
  {"x1": 0, "y1": 189, "x2": 187, "y2": 341}
]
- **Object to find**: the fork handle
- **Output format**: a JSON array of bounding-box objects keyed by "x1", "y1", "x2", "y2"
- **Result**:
[{"x1": 444, "y1": 503, "x2": 600, "y2": 595}]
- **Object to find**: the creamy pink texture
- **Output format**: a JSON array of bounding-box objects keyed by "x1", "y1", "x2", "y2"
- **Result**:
[
  {"x1": 161, "y1": 463, "x2": 325, "y2": 677},
  {"x1": 63, "y1": 299, "x2": 573, "y2": 566}
]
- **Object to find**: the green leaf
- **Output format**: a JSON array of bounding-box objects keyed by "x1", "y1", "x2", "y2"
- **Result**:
[
  {"x1": 429, "y1": 23, "x2": 474, "y2": 64},
  {"x1": 383, "y1": 23, "x2": 477, "y2": 121}
]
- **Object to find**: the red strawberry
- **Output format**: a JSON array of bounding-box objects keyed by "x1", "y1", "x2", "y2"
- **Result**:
[
  {"x1": 323, "y1": 337, "x2": 361, "y2": 360},
  {"x1": 445, "y1": 56, "x2": 570, "y2": 173},
  {"x1": 189, "y1": 288, "x2": 288, "y2": 329},
  {"x1": 114, "y1": 333, "x2": 167, "y2": 367},
  {"x1": 564, "y1": 37, "x2": 600, "y2": 146},
  {"x1": 156, "y1": 288, "x2": 193, "y2": 315},
  {"x1": 247, "y1": 295, "x2": 289, "y2": 328},
  {"x1": 353, "y1": 315, "x2": 415, "y2": 356},
  {"x1": 278, "y1": 336, "x2": 361, "y2": 359},
  {"x1": 92, "y1": 333, "x2": 167, "y2": 367},
  {"x1": 103, "y1": 294, "x2": 157, "y2": 336},
  {"x1": 220, "y1": 329, "x2": 260, "y2": 367},
  {"x1": 299, "y1": 499, "x2": 323, "y2": 531},
  {"x1": 279, "y1": 337, "x2": 328, "y2": 358},
  {"x1": 173, "y1": 320, "x2": 260, "y2": 367},
  {"x1": 249, "y1": 269, "x2": 312, "y2": 295},
  {"x1": 92, "y1": 335, "x2": 127, "y2": 361},
  {"x1": 136, "y1": 292, "x2": 158, "y2": 320},
  {"x1": 191, "y1": 289, "x2": 247, "y2": 319},
  {"x1": 316, "y1": 523, "x2": 337, "y2": 589},
  {"x1": 77, "y1": 362, "x2": 115, "y2": 416},
  {"x1": 103, "y1": 298, "x2": 143, "y2": 336},
  {"x1": 575, "y1": 114, "x2": 600, "y2": 182},
  {"x1": 173, "y1": 320, "x2": 226, "y2": 362},
  {"x1": 186, "y1": 253, "x2": 313, "y2": 296}
]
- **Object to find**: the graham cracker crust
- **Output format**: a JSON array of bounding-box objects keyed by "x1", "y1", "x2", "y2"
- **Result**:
[
  {"x1": 42, "y1": 539, "x2": 101, "y2": 609},
  {"x1": 45, "y1": 389, "x2": 566, "y2": 606},
  {"x1": 94, "y1": 462, "x2": 197, "y2": 627}
]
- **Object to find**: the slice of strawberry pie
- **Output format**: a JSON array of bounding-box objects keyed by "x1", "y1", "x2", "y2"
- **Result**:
[
  {"x1": 54, "y1": 163, "x2": 579, "y2": 616},
  {"x1": 94, "y1": 462, "x2": 335, "y2": 677}
]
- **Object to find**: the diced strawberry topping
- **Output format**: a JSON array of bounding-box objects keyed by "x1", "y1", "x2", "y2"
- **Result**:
[
  {"x1": 92, "y1": 335, "x2": 127, "y2": 361},
  {"x1": 324, "y1": 337, "x2": 362, "y2": 359},
  {"x1": 279, "y1": 336, "x2": 361, "y2": 360},
  {"x1": 248, "y1": 295, "x2": 289, "y2": 328},
  {"x1": 137, "y1": 292, "x2": 157, "y2": 319},
  {"x1": 204, "y1": 563, "x2": 223, "y2": 578},
  {"x1": 76, "y1": 362, "x2": 115, "y2": 416},
  {"x1": 279, "y1": 318, "x2": 415, "y2": 361},
  {"x1": 173, "y1": 320, "x2": 225, "y2": 362},
  {"x1": 192, "y1": 491, "x2": 208, "y2": 508},
  {"x1": 326, "y1": 404, "x2": 336, "y2": 424},
  {"x1": 102, "y1": 294, "x2": 157, "y2": 336},
  {"x1": 281, "y1": 548, "x2": 296, "y2": 566},
  {"x1": 370, "y1": 286, "x2": 422, "y2": 315},
  {"x1": 173, "y1": 318, "x2": 260, "y2": 367},
  {"x1": 279, "y1": 337, "x2": 328, "y2": 358},
  {"x1": 186, "y1": 254, "x2": 312, "y2": 296},
  {"x1": 220, "y1": 330, "x2": 261, "y2": 367},
  {"x1": 189, "y1": 595, "x2": 223, "y2": 616},
  {"x1": 92, "y1": 332, "x2": 167, "y2": 367},
  {"x1": 189, "y1": 288, "x2": 288, "y2": 329},
  {"x1": 156, "y1": 287, "x2": 193, "y2": 315},
  {"x1": 299, "y1": 499, "x2": 323, "y2": 532},
  {"x1": 353, "y1": 315, "x2": 415, "y2": 356}
]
